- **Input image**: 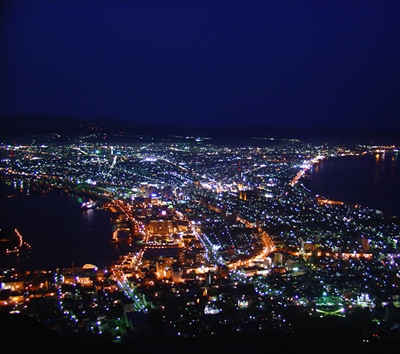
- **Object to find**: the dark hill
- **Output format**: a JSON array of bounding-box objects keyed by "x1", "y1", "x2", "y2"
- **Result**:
[{"x1": 1, "y1": 114, "x2": 400, "y2": 144}]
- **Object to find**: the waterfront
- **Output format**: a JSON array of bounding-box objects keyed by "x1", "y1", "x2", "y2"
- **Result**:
[
  {"x1": 308, "y1": 151, "x2": 400, "y2": 217},
  {"x1": 1, "y1": 143, "x2": 400, "y2": 346},
  {"x1": 1, "y1": 150, "x2": 399, "y2": 271},
  {"x1": 0, "y1": 190, "x2": 129, "y2": 270}
]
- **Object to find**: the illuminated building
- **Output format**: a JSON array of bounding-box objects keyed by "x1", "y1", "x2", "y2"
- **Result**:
[
  {"x1": 156, "y1": 257, "x2": 174, "y2": 279},
  {"x1": 61, "y1": 265, "x2": 98, "y2": 287},
  {"x1": 172, "y1": 267, "x2": 182, "y2": 283},
  {"x1": 1, "y1": 279, "x2": 24, "y2": 291},
  {"x1": 274, "y1": 252, "x2": 284, "y2": 266},
  {"x1": 360, "y1": 237, "x2": 370, "y2": 251},
  {"x1": 178, "y1": 249, "x2": 185, "y2": 265},
  {"x1": 147, "y1": 220, "x2": 174, "y2": 235}
]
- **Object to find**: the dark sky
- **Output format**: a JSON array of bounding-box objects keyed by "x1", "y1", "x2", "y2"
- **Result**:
[{"x1": 1, "y1": 1, "x2": 400, "y2": 130}]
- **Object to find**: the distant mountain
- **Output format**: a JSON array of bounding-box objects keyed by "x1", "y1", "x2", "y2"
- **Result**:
[
  {"x1": 1, "y1": 114, "x2": 399, "y2": 144},
  {"x1": 0, "y1": 114, "x2": 81, "y2": 135}
]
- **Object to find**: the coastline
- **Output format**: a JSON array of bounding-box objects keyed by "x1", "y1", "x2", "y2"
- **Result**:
[
  {"x1": 0, "y1": 190, "x2": 117, "y2": 271},
  {"x1": 0, "y1": 179, "x2": 112, "y2": 204},
  {"x1": 302, "y1": 152, "x2": 400, "y2": 217}
]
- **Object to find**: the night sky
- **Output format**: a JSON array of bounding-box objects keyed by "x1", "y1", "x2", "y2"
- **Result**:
[{"x1": 1, "y1": 1, "x2": 400, "y2": 130}]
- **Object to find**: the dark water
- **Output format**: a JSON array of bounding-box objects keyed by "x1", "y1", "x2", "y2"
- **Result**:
[
  {"x1": 308, "y1": 151, "x2": 400, "y2": 216},
  {"x1": 0, "y1": 191, "x2": 131, "y2": 270}
]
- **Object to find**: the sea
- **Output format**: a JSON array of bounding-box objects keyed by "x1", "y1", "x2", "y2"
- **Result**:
[
  {"x1": 0, "y1": 151, "x2": 399, "y2": 271},
  {"x1": 308, "y1": 151, "x2": 400, "y2": 217},
  {"x1": 0, "y1": 189, "x2": 131, "y2": 271}
]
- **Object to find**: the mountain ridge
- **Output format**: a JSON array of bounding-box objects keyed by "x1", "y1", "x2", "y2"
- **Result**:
[{"x1": 1, "y1": 114, "x2": 399, "y2": 144}]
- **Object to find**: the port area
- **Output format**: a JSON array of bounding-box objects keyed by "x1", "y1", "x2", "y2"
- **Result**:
[{"x1": 104, "y1": 202, "x2": 140, "y2": 246}]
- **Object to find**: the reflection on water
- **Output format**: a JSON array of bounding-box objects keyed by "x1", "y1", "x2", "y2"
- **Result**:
[
  {"x1": 310, "y1": 152, "x2": 400, "y2": 216},
  {"x1": 82, "y1": 208, "x2": 95, "y2": 225},
  {"x1": 0, "y1": 191, "x2": 129, "y2": 270}
]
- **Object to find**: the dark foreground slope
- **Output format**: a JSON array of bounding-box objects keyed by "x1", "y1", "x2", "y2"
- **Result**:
[{"x1": 1, "y1": 311, "x2": 398, "y2": 354}]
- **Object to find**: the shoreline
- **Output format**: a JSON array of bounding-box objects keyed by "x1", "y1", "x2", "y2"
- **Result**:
[
  {"x1": 300, "y1": 152, "x2": 400, "y2": 217},
  {"x1": 0, "y1": 179, "x2": 112, "y2": 204},
  {"x1": 0, "y1": 189, "x2": 117, "y2": 272}
]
